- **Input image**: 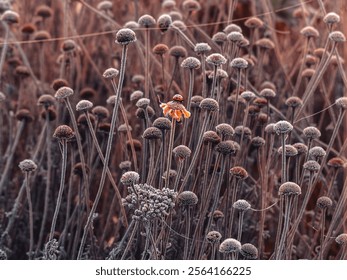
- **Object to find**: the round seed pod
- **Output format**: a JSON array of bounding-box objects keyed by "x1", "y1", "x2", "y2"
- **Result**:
[
  {"x1": 302, "y1": 68, "x2": 315, "y2": 78},
  {"x1": 124, "y1": 21, "x2": 139, "y2": 29},
  {"x1": 336, "y1": 97, "x2": 347, "y2": 109},
  {"x1": 303, "y1": 126, "x2": 321, "y2": 140},
  {"x1": 219, "y1": 238, "x2": 241, "y2": 253},
  {"x1": 177, "y1": 191, "x2": 198, "y2": 207},
  {"x1": 203, "y1": 131, "x2": 221, "y2": 145},
  {"x1": 277, "y1": 145, "x2": 298, "y2": 157},
  {"x1": 79, "y1": 87, "x2": 96, "y2": 100},
  {"x1": 53, "y1": 125, "x2": 74, "y2": 140},
  {"x1": 153, "y1": 117, "x2": 171, "y2": 130},
  {"x1": 135, "y1": 106, "x2": 155, "y2": 119},
  {"x1": 19, "y1": 159, "x2": 37, "y2": 172},
  {"x1": 213, "y1": 210, "x2": 224, "y2": 220},
  {"x1": 251, "y1": 136, "x2": 266, "y2": 147},
  {"x1": 255, "y1": 38, "x2": 275, "y2": 49},
  {"x1": 169, "y1": 11, "x2": 182, "y2": 21},
  {"x1": 237, "y1": 37, "x2": 250, "y2": 48},
  {"x1": 227, "y1": 31, "x2": 244, "y2": 42},
  {"x1": 15, "y1": 65, "x2": 30, "y2": 77},
  {"x1": 37, "y1": 94, "x2": 56, "y2": 108},
  {"x1": 309, "y1": 146, "x2": 326, "y2": 159},
  {"x1": 303, "y1": 160, "x2": 320, "y2": 172},
  {"x1": 200, "y1": 98, "x2": 219, "y2": 111},
  {"x1": 245, "y1": 17, "x2": 264, "y2": 29},
  {"x1": 190, "y1": 95, "x2": 204, "y2": 108},
  {"x1": 20, "y1": 23, "x2": 36, "y2": 34},
  {"x1": 216, "y1": 123, "x2": 234, "y2": 138},
  {"x1": 33, "y1": 30, "x2": 51, "y2": 41},
  {"x1": 209, "y1": 69, "x2": 228, "y2": 80},
  {"x1": 142, "y1": 127, "x2": 162, "y2": 140},
  {"x1": 274, "y1": 120, "x2": 293, "y2": 134},
  {"x1": 216, "y1": 140, "x2": 237, "y2": 155},
  {"x1": 234, "y1": 126, "x2": 252, "y2": 139},
  {"x1": 51, "y1": 78, "x2": 69, "y2": 91},
  {"x1": 265, "y1": 123, "x2": 276, "y2": 134},
  {"x1": 224, "y1": 24, "x2": 242, "y2": 34},
  {"x1": 169, "y1": 45, "x2": 187, "y2": 58},
  {"x1": 335, "y1": 233, "x2": 347, "y2": 245},
  {"x1": 173, "y1": 145, "x2": 191, "y2": 160},
  {"x1": 181, "y1": 57, "x2": 201, "y2": 69},
  {"x1": 115, "y1": 28, "x2": 137, "y2": 45},
  {"x1": 233, "y1": 199, "x2": 251, "y2": 211},
  {"x1": 103, "y1": 68, "x2": 119, "y2": 79},
  {"x1": 138, "y1": 14, "x2": 156, "y2": 27},
  {"x1": 257, "y1": 113, "x2": 269, "y2": 125},
  {"x1": 35, "y1": 4, "x2": 53, "y2": 18},
  {"x1": 293, "y1": 143, "x2": 308, "y2": 155},
  {"x1": 300, "y1": 26, "x2": 319, "y2": 38},
  {"x1": 119, "y1": 160, "x2": 132, "y2": 171},
  {"x1": 194, "y1": 42, "x2": 211, "y2": 55},
  {"x1": 61, "y1": 39, "x2": 77, "y2": 53},
  {"x1": 157, "y1": 14, "x2": 172, "y2": 33},
  {"x1": 327, "y1": 157, "x2": 346, "y2": 169},
  {"x1": 253, "y1": 97, "x2": 268, "y2": 107},
  {"x1": 323, "y1": 12, "x2": 340, "y2": 24},
  {"x1": 230, "y1": 57, "x2": 248, "y2": 69},
  {"x1": 285, "y1": 96, "x2": 303, "y2": 108},
  {"x1": 55, "y1": 86, "x2": 74, "y2": 100},
  {"x1": 206, "y1": 53, "x2": 227, "y2": 66},
  {"x1": 212, "y1": 32, "x2": 227, "y2": 45},
  {"x1": 118, "y1": 124, "x2": 132, "y2": 133},
  {"x1": 329, "y1": 31, "x2": 346, "y2": 43},
  {"x1": 76, "y1": 100, "x2": 93, "y2": 112},
  {"x1": 240, "y1": 243, "x2": 258, "y2": 259},
  {"x1": 230, "y1": 166, "x2": 248, "y2": 180},
  {"x1": 130, "y1": 90, "x2": 144, "y2": 101},
  {"x1": 1, "y1": 10, "x2": 19, "y2": 24},
  {"x1": 206, "y1": 231, "x2": 222, "y2": 244},
  {"x1": 136, "y1": 98, "x2": 150, "y2": 109},
  {"x1": 162, "y1": 0, "x2": 176, "y2": 10},
  {"x1": 171, "y1": 20, "x2": 187, "y2": 31},
  {"x1": 153, "y1": 43, "x2": 169, "y2": 55},
  {"x1": 278, "y1": 182, "x2": 301, "y2": 196},
  {"x1": 316, "y1": 196, "x2": 333, "y2": 209},
  {"x1": 241, "y1": 91, "x2": 256, "y2": 102},
  {"x1": 121, "y1": 171, "x2": 140, "y2": 185},
  {"x1": 16, "y1": 109, "x2": 34, "y2": 122},
  {"x1": 182, "y1": 0, "x2": 201, "y2": 12},
  {"x1": 92, "y1": 106, "x2": 109, "y2": 120},
  {"x1": 78, "y1": 113, "x2": 95, "y2": 126},
  {"x1": 260, "y1": 88, "x2": 276, "y2": 99}
]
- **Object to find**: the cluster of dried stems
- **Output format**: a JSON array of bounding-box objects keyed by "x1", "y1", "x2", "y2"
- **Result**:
[{"x1": 0, "y1": 0, "x2": 346, "y2": 260}]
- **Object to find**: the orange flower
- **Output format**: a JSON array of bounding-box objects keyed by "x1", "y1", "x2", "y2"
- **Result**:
[{"x1": 160, "y1": 94, "x2": 191, "y2": 122}]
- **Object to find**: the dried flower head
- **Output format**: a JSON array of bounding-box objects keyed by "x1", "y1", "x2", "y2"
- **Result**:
[
  {"x1": 293, "y1": 143, "x2": 308, "y2": 155},
  {"x1": 303, "y1": 126, "x2": 321, "y2": 139},
  {"x1": 169, "y1": 45, "x2": 188, "y2": 58},
  {"x1": 278, "y1": 182, "x2": 301, "y2": 196},
  {"x1": 327, "y1": 157, "x2": 346, "y2": 169},
  {"x1": 285, "y1": 96, "x2": 303, "y2": 108},
  {"x1": 252, "y1": 136, "x2": 266, "y2": 147},
  {"x1": 230, "y1": 57, "x2": 248, "y2": 69},
  {"x1": 177, "y1": 191, "x2": 198, "y2": 206},
  {"x1": 181, "y1": 57, "x2": 201, "y2": 69},
  {"x1": 212, "y1": 32, "x2": 227, "y2": 45},
  {"x1": 335, "y1": 233, "x2": 347, "y2": 245},
  {"x1": 157, "y1": 14, "x2": 172, "y2": 32},
  {"x1": 309, "y1": 146, "x2": 326, "y2": 159},
  {"x1": 19, "y1": 159, "x2": 37, "y2": 173},
  {"x1": 227, "y1": 31, "x2": 244, "y2": 42},
  {"x1": 130, "y1": 90, "x2": 144, "y2": 101},
  {"x1": 115, "y1": 28, "x2": 137, "y2": 45},
  {"x1": 136, "y1": 98, "x2": 150, "y2": 109},
  {"x1": 230, "y1": 166, "x2": 248, "y2": 180},
  {"x1": 16, "y1": 109, "x2": 34, "y2": 122},
  {"x1": 241, "y1": 91, "x2": 256, "y2": 102},
  {"x1": 277, "y1": 145, "x2": 298, "y2": 157},
  {"x1": 233, "y1": 199, "x2": 251, "y2": 211},
  {"x1": 329, "y1": 31, "x2": 346, "y2": 42},
  {"x1": 173, "y1": 145, "x2": 191, "y2": 160},
  {"x1": 206, "y1": 231, "x2": 222, "y2": 244},
  {"x1": 119, "y1": 161, "x2": 132, "y2": 171},
  {"x1": 142, "y1": 127, "x2": 162, "y2": 140},
  {"x1": 240, "y1": 243, "x2": 258, "y2": 259},
  {"x1": 224, "y1": 24, "x2": 242, "y2": 34},
  {"x1": 335, "y1": 97, "x2": 347, "y2": 109},
  {"x1": 245, "y1": 17, "x2": 264, "y2": 29},
  {"x1": 103, "y1": 68, "x2": 119, "y2": 79},
  {"x1": 300, "y1": 26, "x2": 319, "y2": 38},
  {"x1": 206, "y1": 53, "x2": 227, "y2": 66},
  {"x1": 138, "y1": 14, "x2": 156, "y2": 27},
  {"x1": 53, "y1": 125, "x2": 74, "y2": 140},
  {"x1": 153, "y1": 43, "x2": 169, "y2": 55},
  {"x1": 76, "y1": 100, "x2": 93, "y2": 112},
  {"x1": 92, "y1": 106, "x2": 110, "y2": 120},
  {"x1": 194, "y1": 42, "x2": 211, "y2": 54},
  {"x1": 274, "y1": 120, "x2": 293, "y2": 134},
  {"x1": 1, "y1": 10, "x2": 19, "y2": 24},
  {"x1": 160, "y1": 95, "x2": 191, "y2": 122},
  {"x1": 316, "y1": 196, "x2": 333, "y2": 209},
  {"x1": 216, "y1": 123, "x2": 234, "y2": 138},
  {"x1": 303, "y1": 160, "x2": 320, "y2": 172},
  {"x1": 323, "y1": 12, "x2": 340, "y2": 24},
  {"x1": 37, "y1": 94, "x2": 56, "y2": 108},
  {"x1": 121, "y1": 171, "x2": 140, "y2": 186},
  {"x1": 153, "y1": 117, "x2": 171, "y2": 130},
  {"x1": 200, "y1": 98, "x2": 219, "y2": 111},
  {"x1": 219, "y1": 238, "x2": 241, "y2": 253},
  {"x1": 55, "y1": 86, "x2": 74, "y2": 100}
]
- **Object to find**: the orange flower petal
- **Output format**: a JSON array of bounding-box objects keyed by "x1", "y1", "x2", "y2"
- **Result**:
[
  {"x1": 182, "y1": 109, "x2": 191, "y2": 118},
  {"x1": 163, "y1": 107, "x2": 171, "y2": 116}
]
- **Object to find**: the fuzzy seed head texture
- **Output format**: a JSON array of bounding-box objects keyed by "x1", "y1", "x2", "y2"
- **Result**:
[
  {"x1": 182, "y1": 0, "x2": 201, "y2": 12},
  {"x1": 53, "y1": 125, "x2": 74, "y2": 140},
  {"x1": 230, "y1": 57, "x2": 248, "y2": 69},
  {"x1": 245, "y1": 17, "x2": 264, "y2": 29},
  {"x1": 300, "y1": 26, "x2": 319, "y2": 38},
  {"x1": 153, "y1": 117, "x2": 172, "y2": 130},
  {"x1": 55, "y1": 86, "x2": 74, "y2": 100},
  {"x1": 76, "y1": 100, "x2": 93, "y2": 112},
  {"x1": 224, "y1": 23, "x2": 242, "y2": 34},
  {"x1": 316, "y1": 196, "x2": 333, "y2": 209},
  {"x1": 274, "y1": 120, "x2": 293, "y2": 134},
  {"x1": 212, "y1": 32, "x2": 227, "y2": 45},
  {"x1": 241, "y1": 91, "x2": 256, "y2": 101},
  {"x1": 153, "y1": 43, "x2": 169, "y2": 55},
  {"x1": 293, "y1": 143, "x2": 308, "y2": 155},
  {"x1": 103, "y1": 68, "x2": 119, "y2": 79},
  {"x1": 265, "y1": 123, "x2": 276, "y2": 134},
  {"x1": 169, "y1": 45, "x2": 188, "y2": 58},
  {"x1": 61, "y1": 39, "x2": 77, "y2": 52},
  {"x1": 206, "y1": 231, "x2": 222, "y2": 244},
  {"x1": 1, "y1": 10, "x2": 19, "y2": 24},
  {"x1": 278, "y1": 182, "x2": 301, "y2": 196},
  {"x1": 119, "y1": 161, "x2": 132, "y2": 171},
  {"x1": 303, "y1": 160, "x2": 321, "y2": 172},
  {"x1": 35, "y1": 5, "x2": 53, "y2": 18},
  {"x1": 157, "y1": 14, "x2": 172, "y2": 32},
  {"x1": 124, "y1": 21, "x2": 139, "y2": 29},
  {"x1": 97, "y1": 1, "x2": 113, "y2": 11},
  {"x1": 216, "y1": 123, "x2": 234, "y2": 137},
  {"x1": 335, "y1": 97, "x2": 347, "y2": 109},
  {"x1": 203, "y1": 131, "x2": 221, "y2": 145},
  {"x1": 227, "y1": 31, "x2": 244, "y2": 42},
  {"x1": 173, "y1": 145, "x2": 191, "y2": 160},
  {"x1": 194, "y1": 42, "x2": 211, "y2": 54},
  {"x1": 19, "y1": 159, "x2": 37, "y2": 172},
  {"x1": 115, "y1": 28, "x2": 137, "y2": 45},
  {"x1": 216, "y1": 140, "x2": 238, "y2": 155},
  {"x1": 209, "y1": 68, "x2": 228, "y2": 80},
  {"x1": 234, "y1": 126, "x2": 252, "y2": 139},
  {"x1": 138, "y1": 14, "x2": 156, "y2": 27},
  {"x1": 118, "y1": 123, "x2": 132, "y2": 133},
  {"x1": 177, "y1": 191, "x2": 198, "y2": 206},
  {"x1": 230, "y1": 166, "x2": 248, "y2": 180},
  {"x1": 323, "y1": 12, "x2": 340, "y2": 24},
  {"x1": 130, "y1": 90, "x2": 144, "y2": 101},
  {"x1": 16, "y1": 109, "x2": 34, "y2": 122},
  {"x1": 309, "y1": 146, "x2": 326, "y2": 159},
  {"x1": 329, "y1": 31, "x2": 346, "y2": 42},
  {"x1": 327, "y1": 157, "x2": 346, "y2": 168},
  {"x1": 37, "y1": 94, "x2": 55, "y2": 108},
  {"x1": 190, "y1": 95, "x2": 204, "y2": 107},
  {"x1": 206, "y1": 53, "x2": 227, "y2": 66},
  {"x1": 335, "y1": 233, "x2": 347, "y2": 245},
  {"x1": 120, "y1": 171, "x2": 140, "y2": 185},
  {"x1": 303, "y1": 126, "x2": 321, "y2": 139},
  {"x1": 233, "y1": 199, "x2": 251, "y2": 211},
  {"x1": 136, "y1": 98, "x2": 150, "y2": 109},
  {"x1": 277, "y1": 145, "x2": 298, "y2": 157},
  {"x1": 251, "y1": 136, "x2": 266, "y2": 147},
  {"x1": 199, "y1": 98, "x2": 219, "y2": 111},
  {"x1": 240, "y1": 243, "x2": 258, "y2": 259},
  {"x1": 260, "y1": 88, "x2": 276, "y2": 99},
  {"x1": 142, "y1": 127, "x2": 162, "y2": 140},
  {"x1": 92, "y1": 106, "x2": 110, "y2": 120},
  {"x1": 255, "y1": 38, "x2": 275, "y2": 49},
  {"x1": 51, "y1": 78, "x2": 69, "y2": 91},
  {"x1": 181, "y1": 56, "x2": 201, "y2": 69},
  {"x1": 219, "y1": 238, "x2": 241, "y2": 253}
]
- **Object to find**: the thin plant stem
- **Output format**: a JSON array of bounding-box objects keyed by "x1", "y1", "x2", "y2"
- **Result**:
[{"x1": 164, "y1": 119, "x2": 176, "y2": 189}]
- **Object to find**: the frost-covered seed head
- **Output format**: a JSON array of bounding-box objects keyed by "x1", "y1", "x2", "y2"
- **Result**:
[
  {"x1": 303, "y1": 160, "x2": 320, "y2": 172},
  {"x1": 260, "y1": 88, "x2": 276, "y2": 99},
  {"x1": 309, "y1": 146, "x2": 326, "y2": 159},
  {"x1": 227, "y1": 31, "x2": 244, "y2": 42},
  {"x1": 19, "y1": 159, "x2": 37, "y2": 172},
  {"x1": 76, "y1": 100, "x2": 93, "y2": 111},
  {"x1": 200, "y1": 98, "x2": 219, "y2": 111},
  {"x1": 241, "y1": 91, "x2": 256, "y2": 101},
  {"x1": 115, "y1": 28, "x2": 137, "y2": 45},
  {"x1": 335, "y1": 97, "x2": 347, "y2": 109},
  {"x1": 303, "y1": 126, "x2": 321, "y2": 139},
  {"x1": 224, "y1": 24, "x2": 242, "y2": 33},
  {"x1": 206, "y1": 53, "x2": 227, "y2": 66},
  {"x1": 181, "y1": 57, "x2": 201, "y2": 69},
  {"x1": 316, "y1": 196, "x2": 333, "y2": 209},
  {"x1": 274, "y1": 120, "x2": 293, "y2": 134},
  {"x1": 329, "y1": 31, "x2": 346, "y2": 42},
  {"x1": 138, "y1": 14, "x2": 156, "y2": 27},
  {"x1": 279, "y1": 182, "x2": 301, "y2": 196},
  {"x1": 173, "y1": 145, "x2": 191, "y2": 160},
  {"x1": 300, "y1": 26, "x2": 319, "y2": 38},
  {"x1": 219, "y1": 238, "x2": 241, "y2": 253},
  {"x1": 55, "y1": 86, "x2": 74, "y2": 99},
  {"x1": 277, "y1": 145, "x2": 298, "y2": 157},
  {"x1": 240, "y1": 243, "x2": 258, "y2": 259},
  {"x1": 335, "y1": 233, "x2": 347, "y2": 245},
  {"x1": 194, "y1": 42, "x2": 211, "y2": 54},
  {"x1": 233, "y1": 199, "x2": 251, "y2": 211},
  {"x1": 177, "y1": 191, "x2": 198, "y2": 206},
  {"x1": 103, "y1": 68, "x2": 119, "y2": 79},
  {"x1": 142, "y1": 127, "x2": 162, "y2": 140},
  {"x1": 157, "y1": 14, "x2": 172, "y2": 32},
  {"x1": 119, "y1": 161, "x2": 132, "y2": 171},
  {"x1": 245, "y1": 17, "x2": 264, "y2": 29},
  {"x1": 130, "y1": 90, "x2": 144, "y2": 101},
  {"x1": 230, "y1": 57, "x2": 248, "y2": 69},
  {"x1": 323, "y1": 12, "x2": 340, "y2": 24},
  {"x1": 136, "y1": 98, "x2": 150, "y2": 109},
  {"x1": 121, "y1": 171, "x2": 140, "y2": 185},
  {"x1": 212, "y1": 32, "x2": 227, "y2": 45},
  {"x1": 206, "y1": 231, "x2": 222, "y2": 244},
  {"x1": 53, "y1": 125, "x2": 74, "y2": 140}
]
